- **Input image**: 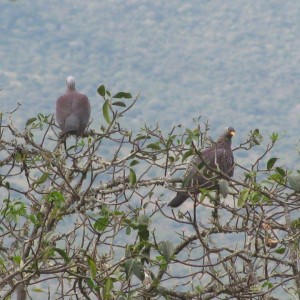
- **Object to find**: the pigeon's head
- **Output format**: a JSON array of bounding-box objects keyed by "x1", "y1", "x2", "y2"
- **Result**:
[
  {"x1": 223, "y1": 127, "x2": 235, "y2": 139},
  {"x1": 66, "y1": 76, "x2": 76, "y2": 90}
]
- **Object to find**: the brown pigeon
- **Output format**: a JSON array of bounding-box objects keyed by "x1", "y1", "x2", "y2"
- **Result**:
[
  {"x1": 56, "y1": 76, "x2": 91, "y2": 136},
  {"x1": 168, "y1": 127, "x2": 235, "y2": 208}
]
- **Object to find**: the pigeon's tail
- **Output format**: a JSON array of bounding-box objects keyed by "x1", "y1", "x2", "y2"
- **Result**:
[{"x1": 168, "y1": 193, "x2": 189, "y2": 208}]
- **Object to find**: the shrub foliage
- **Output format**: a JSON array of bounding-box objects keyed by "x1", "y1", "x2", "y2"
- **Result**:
[{"x1": 0, "y1": 86, "x2": 299, "y2": 300}]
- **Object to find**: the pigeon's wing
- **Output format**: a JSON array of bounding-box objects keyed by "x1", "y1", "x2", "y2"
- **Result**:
[
  {"x1": 56, "y1": 95, "x2": 74, "y2": 132},
  {"x1": 217, "y1": 147, "x2": 234, "y2": 176},
  {"x1": 182, "y1": 147, "x2": 217, "y2": 187},
  {"x1": 72, "y1": 93, "x2": 91, "y2": 133}
]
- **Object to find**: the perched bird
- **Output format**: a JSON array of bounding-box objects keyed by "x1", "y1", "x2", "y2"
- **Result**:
[
  {"x1": 56, "y1": 76, "x2": 91, "y2": 136},
  {"x1": 168, "y1": 127, "x2": 235, "y2": 208}
]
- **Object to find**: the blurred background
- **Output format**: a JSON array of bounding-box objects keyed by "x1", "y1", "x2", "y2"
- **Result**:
[{"x1": 1, "y1": 0, "x2": 299, "y2": 167}]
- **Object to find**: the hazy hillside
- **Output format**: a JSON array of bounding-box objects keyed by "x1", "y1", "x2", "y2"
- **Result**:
[{"x1": 1, "y1": 1, "x2": 299, "y2": 168}]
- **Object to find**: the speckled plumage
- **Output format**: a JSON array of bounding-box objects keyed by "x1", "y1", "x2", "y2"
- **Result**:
[
  {"x1": 168, "y1": 127, "x2": 235, "y2": 208},
  {"x1": 56, "y1": 76, "x2": 91, "y2": 136}
]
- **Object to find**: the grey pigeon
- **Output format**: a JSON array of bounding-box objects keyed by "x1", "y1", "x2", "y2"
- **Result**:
[
  {"x1": 56, "y1": 76, "x2": 91, "y2": 136},
  {"x1": 168, "y1": 127, "x2": 235, "y2": 208}
]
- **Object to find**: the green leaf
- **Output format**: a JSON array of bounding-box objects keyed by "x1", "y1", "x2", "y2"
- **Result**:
[
  {"x1": 124, "y1": 258, "x2": 135, "y2": 279},
  {"x1": 53, "y1": 248, "x2": 70, "y2": 263},
  {"x1": 182, "y1": 149, "x2": 194, "y2": 163},
  {"x1": 186, "y1": 128, "x2": 196, "y2": 139},
  {"x1": 291, "y1": 218, "x2": 300, "y2": 229},
  {"x1": 86, "y1": 278, "x2": 95, "y2": 289},
  {"x1": 129, "y1": 168, "x2": 137, "y2": 186},
  {"x1": 166, "y1": 135, "x2": 176, "y2": 149},
  {"x1": 103, "y1": 278, "x2": 113, "y2": 300},
  {"x1": 218, "y1": 179, "x2": 229, "y2": 198},
  {"x1": 46, "y1": 191, "x2": 65, "y2": 209},
  {"x1": 267, "y1": 157, "x2": 278, "y2": 170},
  {"x1": 32, "y1": 288, "x2": 46, "y2": 293},
  {"x1": 249, "y1": 191, "x2": 261, "y2": 204},
  {"x1": 275, "y1": 167, "x2": 285, "y2": 177},
  {"x1": 26, "y1": 117, "x2": 37, "y2": 126},
  {"x1": 112, "y1": 210, "x2": 125, "y2": 216},
  {"x1": 130, "y1": 160, "x2": 139, "y2": 167},
  {"x1": 47, "y1": 191, "x2": 64, "y2": 202},
  {"x1": 146, "y1": 143, "x2": 161, "y2": 150},
  {"x1": 113, "y1": 210, "x2": 123, "y2": 216},
  {"x1": 269, "y1": 173, "x2": 284, "y2": 182},
  {"x1": 15, "y1": 152, "x2": 24, "y2": 163},
  {"x1": 158, "y1": 241, "x2": 174, "y2": 262},
  {"x1": 126, "y1": 226, "x2": 131, "y2": 235},
  {"x1": 29, "y1": 214, "x2": 38, "y2": 225},
  {"x1": 13, "y1": 255, "x2": 21, "y2": 265},
  {"x1": 97, "y1": 85, "x2": 106, "y2": 97},
  {"x1": 102, "y1": 100, "x2": 111, "y2": 124},
  {"x1": 132, "y1": 260, "x2": 144, "y2": 280},
  {"x1": 34, "y1": 173, "x2": 49, "y2": 187},
  {"x1": 87, "y1": 256, "x2": 97, "y2": 279},
  {"x1": 270, "y1": 132, "x2": 279, "y2": 142},
  {"x1": 262, "y1": 280, "x2": 273, "y2": 289},
  {"x1": 138, "y1": 225, "x2": 149, "y2": 242},
  {"x1": 252, "y1": 136, "x2": 262, "y2": 145},
  {"x1": 135, "y1": 135, "x2": 151, "y2": 141},
  {"x1": 275, "y1": 247, "x2": 286, "y2": 254},
  {"x1": 94, "y1": 216, "x2": 109, "y2": 232},
  {"x1": 124, "y1": 259, "x2": 144, "y2": 281},
  {"x1": 195, "y1": 285, "x2": 203, "y2": 294},
  {"x1": 0, "y1": 258, "x2": 5, "y2": 271},
  {"x1": 112, "y1": 101, "x2": 126, "y2": 107},
  {"x1": 238, "y1": 188, "x2": 250, "y2": 207},
  {"x1": 288, "y1": 175, "x2": 300, "y2": 192},
  {"x1": 37, "y1": 113, "x2": 47, "y2": 121},
  {"x1": 113, "y1": 92, "x2": 132, "y2": 99},
  {"x1": 168, "y1": 156, "x2": 175, "y2": 163},
  {"x1": 185, "y1": 136, "x2": 193, "y2": 145}
]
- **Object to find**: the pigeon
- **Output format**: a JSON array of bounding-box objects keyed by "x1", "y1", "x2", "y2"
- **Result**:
[
  {"x1": 56, "y1": 76, "x2": 91, "y2": 136},
  {"x1": 168, "y1": 127, "x2": 235, "y2": 207}
]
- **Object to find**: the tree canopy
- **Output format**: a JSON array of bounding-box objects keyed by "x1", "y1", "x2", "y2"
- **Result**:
[{"x1": 0, "y1": 85, "x2": 300, "y2": 300}]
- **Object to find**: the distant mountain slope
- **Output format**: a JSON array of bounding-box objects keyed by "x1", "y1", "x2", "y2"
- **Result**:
[{"x1": 0, "y1": 0, "x2": 299, "y2": 167}]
